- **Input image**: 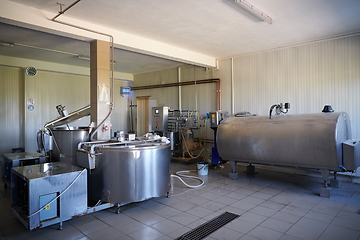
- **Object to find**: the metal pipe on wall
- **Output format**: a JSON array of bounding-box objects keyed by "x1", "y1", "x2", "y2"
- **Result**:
[
  {"x1": 131, "y1": 78, "x2": 220, "y2": 90},
  {"x1": 51, "y1": 0, "x2": 82, "y2": 21},
  {"x1": 132, "y1": 78, "x2": 221, "y2": 111},
  {"x1": 178, "y1": 67, "x2": 182, "y2": 111},
  {"x1": 194, "y1": 66, "x2": 198, "y2": 111},
  {"x1": 51, "y1": 0, "x2": 115, "y2": 140},
  {"x1": 51, "y1": 19, "x2": 114, "y2": 105},
  {"x1": 230, "y1": 58, "x2": 235, "y2": 115},
  {"x1": 216, "y1": 79, "x2": 221, "y2": 110}
]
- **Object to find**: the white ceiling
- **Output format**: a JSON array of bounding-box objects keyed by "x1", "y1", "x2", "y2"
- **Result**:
[
  {"x1": 0, "y1": 22, "x2": 186, "y2": 74},
  {"x1": 1, "y1": 0, "x2": 360, "y2": 74}
]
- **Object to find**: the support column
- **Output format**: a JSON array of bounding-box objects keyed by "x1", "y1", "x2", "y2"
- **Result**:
[{"x1": 90, "y1": 40, "x2": 111, "y2": 140}]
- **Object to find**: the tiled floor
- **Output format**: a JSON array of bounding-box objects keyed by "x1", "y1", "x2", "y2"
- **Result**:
[{"x1": 1, "y1": 161, "x2": 360, "y2": 240}]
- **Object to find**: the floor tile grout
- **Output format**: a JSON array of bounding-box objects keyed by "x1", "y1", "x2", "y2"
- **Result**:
[{"x1": 1, "y1": 161, "x2": 360, "y2": 240}]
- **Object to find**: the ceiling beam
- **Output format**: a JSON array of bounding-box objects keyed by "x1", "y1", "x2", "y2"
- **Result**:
[{"x1": 0, "y1": 0, "x2": 216, "y2": 68}]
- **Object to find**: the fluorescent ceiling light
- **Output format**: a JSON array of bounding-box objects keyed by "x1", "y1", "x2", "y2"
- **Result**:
[{"x1": 234, "y1": 0, "x2": 272, "y2": 24}]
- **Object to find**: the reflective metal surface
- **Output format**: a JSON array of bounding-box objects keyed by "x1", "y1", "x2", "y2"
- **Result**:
[
  {"x1": 50, "y1": 126, "x2": 89, "y2": 165},
  {"x1": 44, "y1": 105, "x2": 91, "y2": 128},
  {"x1": 343, "y1": 140, "x2": 360, "y2": 171},
  {"x1": 2, "y1": 152, "x2": 48, "y2": 184},
  {"x1": 11, "y1": 162, "x2": 87, "y2": 230},
  {"x1": 164, "y1": 132, "x2": 177, "y2": 151},
  {"x1": 87, "y1": 143, "x2": 171, "y2": 205},
  {"x1": 217, "y1": 112, "x2": 351, "y2": 171}
]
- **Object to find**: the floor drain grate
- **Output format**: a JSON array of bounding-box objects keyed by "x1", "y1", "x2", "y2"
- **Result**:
[{"x1": 175, "y1": 212, "x2": 240, "y2": 240}]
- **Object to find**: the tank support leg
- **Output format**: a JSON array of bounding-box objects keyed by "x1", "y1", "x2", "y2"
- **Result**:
[
  {"x1": 320, "y1": 170, "x2": 331, "y2": 198},
  {"x1": 246, "y1": 163, "x2": 256, "y2": 174},
  {"x1": 330, "y1": 172, "x2": 341, "y2": 188},
  {"x1": 229, "y1": 160, "x2": 238, "y2": 180},
  {"x1": 58, "y1": 221, "x2": 63, "y2": 230},
  {"x1": 116, "y1": 203, "x2": 121, "y2": 214}
]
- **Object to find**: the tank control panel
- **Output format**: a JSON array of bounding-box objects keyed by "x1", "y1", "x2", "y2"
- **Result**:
[
  {"x1": 152, "y1": 106, "x2": 169, "y2": 132},
  {"x1": 210, "y1": 111, "x2": 229, "y2": 129}
]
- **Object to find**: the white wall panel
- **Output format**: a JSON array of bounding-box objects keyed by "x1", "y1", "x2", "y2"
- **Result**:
[
  {"x1": 225, "y1": 35, "x2": 360, "y2": 138},
  {"x1": 24, "y1": 71, "x2": 90, "y2": 151},
  {"x1": 132, "y1": 66, "x2": 218, "y2": 139},
  {"x1": 133, "y1": 66, "x2": 218, "y2": 112},
  {"x1": 134, "y1": 68, "x2": 179, "y2": 109},
  {"x1": 1, "y1": 65, "x2": 130, "y2": 155},
  {"x1": 112, "y1": 80, "x2": 130, "y2": 134},
  {"x1": 133, "y1": 87, "x2": 178, "y2": 110},
  {"x1": 0, "y1": 66, "x2": 23, "y2": 156},
  {"x1": 217, "y1": 59, "x2": 232, "y2": 112},
  {"x1": 180, "y1": 66, "x2": 217, "y2": 112}
]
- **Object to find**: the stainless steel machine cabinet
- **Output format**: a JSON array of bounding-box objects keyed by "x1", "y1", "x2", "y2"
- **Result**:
[
  {"x1": 84, "y1": 143, "x2": 171, "y2": 206},
  {"x1": 217, "y1": 112, "x2": 353, "y2": 171},
  {"x1": 50, "y1": 126, "x2": 89, "y2": 165},
  {"x1": 11, "y1": 162, "x2": 87, "y2": 230},
  {"x1": 2, "y1": 152, "x2": 48, "y2": 187}
]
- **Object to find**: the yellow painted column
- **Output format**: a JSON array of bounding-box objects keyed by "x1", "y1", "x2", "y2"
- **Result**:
[{"x1": 90, "y1": 40, "x2": 111, "y2": 140}]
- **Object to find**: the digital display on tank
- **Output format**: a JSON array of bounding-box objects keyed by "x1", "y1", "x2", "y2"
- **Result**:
[{"x1": 155, "y1": 109, "x2": 159, "y2": 114}]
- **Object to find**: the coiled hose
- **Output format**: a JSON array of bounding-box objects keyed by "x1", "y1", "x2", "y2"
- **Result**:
[{"x1": 171, "y1": 170, "x2": 205, "y2": 188}]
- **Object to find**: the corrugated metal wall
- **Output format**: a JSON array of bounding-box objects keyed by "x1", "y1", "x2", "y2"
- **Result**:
[
  {"x1": 111, "y1": 80, "x2": 130, "y2": 134},
  {"x1": 134, "y1": 68, "x2": 180, "y2": 109},
  {"x1": 218, "y1": 59, "x2": 232, "y2": 113},
  {"x1": 220, "y1": 34, "x2": 360, "y2": 139},
  {"x1": 2, "y1": 34, "x2": 358, "y2": 156},
  {"x1": 134, "y1": 66, "x2": 218, "y2": 111},
  {"x1": 24, "y1": 70, "x2": 90, "y2": 152},
  {"x1": 179, "y1": 66, "x2": 217, "y2": 111},
  {"x1": 133, "y1": 34, "x2": 360, "y2": 140},
  {"x1": 0, "y1": 65, "x2": 129, "y2": 155},
  {"x1": 0, "y1": 66, "x2": 23, "y2": 155},
  {"x1": 132, "y1": 66, "x2": 219, "y2": 139}
]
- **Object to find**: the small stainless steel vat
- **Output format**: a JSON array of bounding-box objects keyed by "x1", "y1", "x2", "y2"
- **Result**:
[{"x1": 50, "y1": 126, "x2": 89, "y2": 165}]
